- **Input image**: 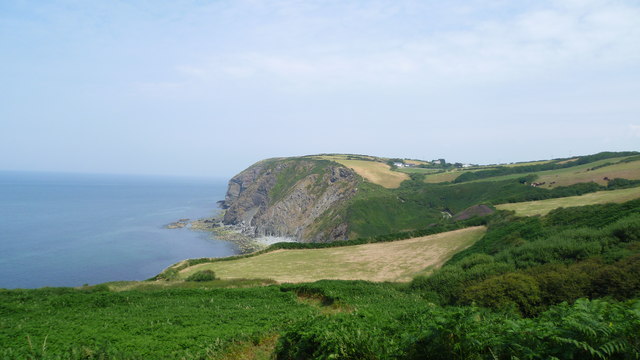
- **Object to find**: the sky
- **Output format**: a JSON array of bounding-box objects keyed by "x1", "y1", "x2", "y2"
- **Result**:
[{"x1": 1, "y1": 0, "x2": 639, "y2": 178}]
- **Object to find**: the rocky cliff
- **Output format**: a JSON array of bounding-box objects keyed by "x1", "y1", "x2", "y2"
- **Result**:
[{"x1": 220, "y1": 158, "x2": 359, "y2": 242}]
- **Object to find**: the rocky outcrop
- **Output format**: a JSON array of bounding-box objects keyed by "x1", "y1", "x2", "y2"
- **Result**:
[{"x1": 221, "y1": 158, "x2": 359, "y2": 242}]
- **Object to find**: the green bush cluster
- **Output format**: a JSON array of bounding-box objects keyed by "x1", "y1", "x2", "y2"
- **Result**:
[
  {"x1": 185, "y1": 269, "x2": 216, "y2": 282},
  {"x1": 410, "y1": 206, "x2": 640, "y2": 316}
]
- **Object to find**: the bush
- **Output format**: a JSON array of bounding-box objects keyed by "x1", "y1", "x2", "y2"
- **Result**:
[
  {"x1": 461, "y1": 273, "x2": 541, "y2": 316},
  {"x1": 185, "y1": 270, "x2": 216, "y2": 282}
]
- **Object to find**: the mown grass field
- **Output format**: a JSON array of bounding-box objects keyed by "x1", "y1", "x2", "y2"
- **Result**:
[
  {"x1": 326, "y1": 158, "x2": 409, "y2": 188},
  {"x1": 395, "y1": 167, "x2": 441, "y2": 174},
  {"x1": 536, "y1": 159, "x2": 640, "y2": 187},
  {"x1": 419, "y1": 160, "x2": 555, "y2": 183},
  {"x1": 495, "y1": 186, "x2": 640, "y2": 216},
  {"x1": 180, "y1": 226, "x2": 486, "y2": 283}
]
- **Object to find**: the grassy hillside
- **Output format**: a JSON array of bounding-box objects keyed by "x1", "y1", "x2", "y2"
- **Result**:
[
  {"x1": 257, "y1": 152, "x2": 640, "y2": 240},
  {"x1": 179, "y1": 226, "x2": 486, "y2": 283},
  {"x1": 466, "y1": 156, "x2": 640, "y2": 187},
  {"x1": 335, "y1": 152, "x2": 640, "y2": 238},
  {"x1": 496, "y1": 186, "x2": 640, "y2": 216}
]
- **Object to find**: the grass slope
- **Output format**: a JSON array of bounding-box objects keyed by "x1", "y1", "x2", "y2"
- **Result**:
[
  {"x1": 180, "y1": 226, "x2": 486, "y2": 283},
  {"x1": 467, "y1": 156, "x2": 640, "y2": 187},
  {"x1": 495, "y1": 186, "x2": 640, "y2": 216}
]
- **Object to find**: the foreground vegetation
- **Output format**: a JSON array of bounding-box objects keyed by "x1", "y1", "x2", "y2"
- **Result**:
[{"x1": 2, "y1": 197, "x2": 640, "y2": 359}]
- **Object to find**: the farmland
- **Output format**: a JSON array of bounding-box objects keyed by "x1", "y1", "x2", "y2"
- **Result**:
[
  {"x1": 179, "y1": 226, "x2": 486, "y2": 283},
  {"x1": 465, "y1": 156, "x2": 640, "y2": 187}
]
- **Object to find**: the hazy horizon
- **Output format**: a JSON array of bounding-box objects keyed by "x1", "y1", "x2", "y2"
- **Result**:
[{"x1": 2, "y1": 1, "x2": 639, "y2": 178}]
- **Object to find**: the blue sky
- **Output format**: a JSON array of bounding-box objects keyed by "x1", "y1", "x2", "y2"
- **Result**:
[{"x1": 1, "y1": 0, "x2": 639, "y2": 177}]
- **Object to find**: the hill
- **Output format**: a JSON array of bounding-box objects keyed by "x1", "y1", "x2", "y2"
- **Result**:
[{"x1": 221, "y1": 151, "x2": 640, "y2": 241}]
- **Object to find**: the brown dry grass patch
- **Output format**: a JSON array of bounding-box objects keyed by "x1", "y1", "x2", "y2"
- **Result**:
[
  {"x1": 180, "y1": 226, "x2": 486, "y2": 283},
  {"x1": 496, "y1": 186, "x2": 640, "y2": 216},
  {"x1": 334, "y1": 159, "x2": 409, "y2": 188}
]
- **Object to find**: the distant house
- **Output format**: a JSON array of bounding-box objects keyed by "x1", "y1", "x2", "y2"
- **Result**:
[
  {"x1": 393, "y1": 162, "x2": 405, "y2": 168},
  {"x1": 462, "y1": 164, "x2": 472, "y2": 168},
  {"x1": 432, "y1": 160, "x2": 442, "y2": 165}
]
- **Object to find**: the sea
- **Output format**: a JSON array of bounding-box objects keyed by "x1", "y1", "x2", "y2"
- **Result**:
[{"x1": 0, "y1": 171, "x2": 237, "y2": 289}]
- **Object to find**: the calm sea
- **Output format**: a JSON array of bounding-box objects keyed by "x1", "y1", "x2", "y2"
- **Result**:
[{"x1": 0, "y1": 171, "x2": 236, "y2": 289}]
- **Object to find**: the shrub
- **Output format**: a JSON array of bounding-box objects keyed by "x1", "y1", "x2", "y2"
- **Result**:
[
  {"x1": 186, "y1": 270, "x2": 216, "y2": 282},
  {"x1": 461, "y1": 273, "x2": 541, "y2": 316}
]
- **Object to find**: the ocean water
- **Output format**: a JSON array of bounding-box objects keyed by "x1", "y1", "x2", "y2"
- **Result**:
[{"x1": 0, "y1": 171, "x2": 236, "y2": 289}]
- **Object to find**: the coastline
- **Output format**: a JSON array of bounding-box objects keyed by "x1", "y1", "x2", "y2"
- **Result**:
[{"x1": 166, "y1": 214, "x2": 296, "y2": 254}]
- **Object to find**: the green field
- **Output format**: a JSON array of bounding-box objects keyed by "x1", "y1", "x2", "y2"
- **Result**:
[
  {"x1": 495, "y1": 186, "x2": 640, "y2": 216},
  {"x1": 423, "y1": 170, "x2": 464, "y2": 183},
  {"x1": 179, "y1": 227, "x2": 486, "y2": 283}
]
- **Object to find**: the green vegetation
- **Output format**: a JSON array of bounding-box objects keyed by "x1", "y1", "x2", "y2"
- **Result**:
[
  {"x1": 411, "y1": 201, "x2": 640, "y2": 312},
  {"x1": 330, "y1": 151, "x2": 640, "y2": 238},
  {"x1": 266, "y1": 158, "x2": 333, "y2": 204},
  {"x1": 258, "y1": 152, "x2": 640, "y2": 240},
  {"x1": 185, "y1": 269, "x2": 216, "y2": 282},
  {"x1": 453, "y1": 151, "x2": 639, "y2": 183},
  {"x1": 0, "y1": 286, "x2": 315, "y2": 359},
  {"x1": 344, "y1": 178, "x2": 551, "y2": 238}
]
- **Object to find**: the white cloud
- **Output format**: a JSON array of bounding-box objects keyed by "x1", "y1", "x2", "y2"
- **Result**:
[
  {"x1": 169, "y1": 0, "x2": 640, "y2": 91},
  {"x1": 630, "y1": 124, "x2": 640, "y2": 138}
]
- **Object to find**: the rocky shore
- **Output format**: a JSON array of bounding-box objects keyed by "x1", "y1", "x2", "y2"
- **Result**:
[{"x1": 166, "y1": 213, "x2": 293, "y2": 254}]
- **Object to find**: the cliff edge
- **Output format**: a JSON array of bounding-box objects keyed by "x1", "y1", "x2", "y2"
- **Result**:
[{"x1": 220, "y1": 157, "x2": 359, "y2": 242}]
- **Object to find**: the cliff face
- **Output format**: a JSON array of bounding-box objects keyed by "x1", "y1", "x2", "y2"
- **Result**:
[{"x1": 221, "y1": 158, "x2": 359, "y2": 242}]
